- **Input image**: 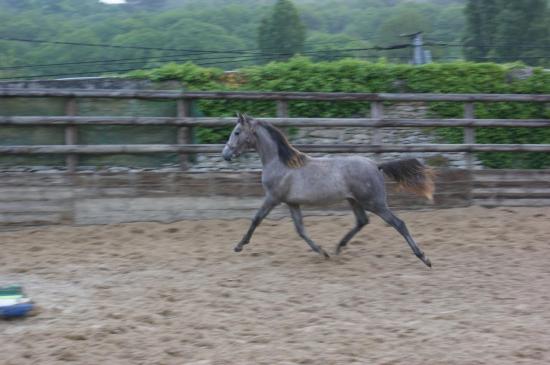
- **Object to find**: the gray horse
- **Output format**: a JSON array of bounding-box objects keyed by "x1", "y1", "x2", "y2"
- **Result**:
[{"x1": 222, "y1": 113, "x2": 434, "y2": 267}]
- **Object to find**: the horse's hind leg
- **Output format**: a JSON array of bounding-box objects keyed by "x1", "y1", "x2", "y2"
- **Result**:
[
  {"x1": 288, "y1": 203, "x2": 330, "y2": 259},
  {"x1": 373, "y1": 206, "x2": 432, "y2": 267},
  {"x1": 335, "y1": 198, "x2": 369, "y2": 255}
]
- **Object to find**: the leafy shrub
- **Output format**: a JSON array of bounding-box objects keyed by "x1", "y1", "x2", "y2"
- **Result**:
[{"x1": 129, "y1": 58, "x2": 550, "y2": 168}]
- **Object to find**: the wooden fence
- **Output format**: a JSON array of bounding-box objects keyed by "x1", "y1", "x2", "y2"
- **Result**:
[
  {"x1": 1, "y1": 89, "x2": 550, "y2": 226},
  {"x1": 1, "y1": 89, "x2": 550, "y2": 173}
]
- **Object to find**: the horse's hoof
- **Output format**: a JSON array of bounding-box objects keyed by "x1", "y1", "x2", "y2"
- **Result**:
[
  {"x1": 234, "y1": 246, "x2": 243, "y2": 253},
  {"x1": 321, "y1": 249, "x2": 330, "y2": 259},
  {"x1": 422, "y1": 256, "x2": 432, "y2": 268}
]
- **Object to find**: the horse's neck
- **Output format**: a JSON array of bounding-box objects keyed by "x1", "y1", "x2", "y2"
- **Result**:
[{"x1": 255, "y1": 126, "x2": 280, "y2": 167}]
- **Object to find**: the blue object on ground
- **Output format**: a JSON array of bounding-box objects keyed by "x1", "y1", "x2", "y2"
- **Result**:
[
  {"x1": 0, "y1": 285, "x2": 34, "y2": 319},
  {"x1": 0, "y1": 302, "x2": 34, "y2": 318}
]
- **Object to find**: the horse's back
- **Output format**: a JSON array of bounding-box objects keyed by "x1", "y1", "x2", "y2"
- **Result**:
[
  {"x1": 281, "y1": 155, "x2": 385, "y2": 205},
  {"x1": 281, "y1": 156, "x2": 348, "y2": 204}
]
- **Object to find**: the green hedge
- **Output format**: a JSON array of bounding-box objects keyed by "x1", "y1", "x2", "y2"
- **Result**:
[{"x1": 129, "y1": 58, "x2": 550, "y2": 169}]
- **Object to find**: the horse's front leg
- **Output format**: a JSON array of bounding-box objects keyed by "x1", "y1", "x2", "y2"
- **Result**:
[
  {"x1": 234, "y1": 197, "x2": 278, "y2": 252},
  {"x1": 288, "y1": 203, "x2": 330, "y2": 259}
]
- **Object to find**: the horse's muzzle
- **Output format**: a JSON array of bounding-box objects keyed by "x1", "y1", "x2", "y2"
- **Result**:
[{"x1": 222, "y1": 146, "x2": 233, "y2": 161}]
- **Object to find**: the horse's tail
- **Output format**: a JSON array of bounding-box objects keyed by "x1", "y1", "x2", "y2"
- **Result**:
[{"x1": 378, "y1": 158, "x2": 435, "y2": 201}]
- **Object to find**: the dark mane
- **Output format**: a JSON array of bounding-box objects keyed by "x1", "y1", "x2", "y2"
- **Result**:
[{"x1": 260, "y1": 122, "x2": 308, "y2": 168}]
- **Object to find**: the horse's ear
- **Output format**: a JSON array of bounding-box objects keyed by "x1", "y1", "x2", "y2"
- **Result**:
[
  {"x1": 236, "y1": 112, "x2": 252, "y2": 126},
  {"x1": 242, "y1": 113, "x2": 251, "y2": 123}
]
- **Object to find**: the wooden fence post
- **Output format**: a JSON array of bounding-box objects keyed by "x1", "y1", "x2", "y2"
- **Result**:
[
  {"x1": 464, "y1": 102, "x2": 476, "y2": 170},
  {"x1": 464, "y1": 102, "x2": 476, "y2": 205},
  {"x1": 276, "y1": 100, "x2": 292, "y2": 143},
  {"x1": 177, "y1": 99, "x2": 193, "y2": 170},
  {"x1": 276, "y1": 100, "x2": 288, "y2": 118},
  {"x1": 371, "y1": 101, "x2": 384, "y2": 160},
  {"x1": 64, "y1": 98, "x2": 78, "y2": 173}
]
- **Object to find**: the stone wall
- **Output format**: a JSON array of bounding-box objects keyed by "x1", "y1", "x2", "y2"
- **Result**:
[
  {"x1": 1, "y1": 77, "x2": 482, "y2": 171},
  {"x1": 293, "y1": 102, "x2": 482, "y2": 169},
  {"x1": 191, "y1": 102, "x2": 481, "y2": 172}
]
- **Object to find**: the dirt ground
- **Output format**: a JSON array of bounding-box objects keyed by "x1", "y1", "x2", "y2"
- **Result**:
[{"x1": 1, "y1": 206, "x2": 549, "y2": 365}]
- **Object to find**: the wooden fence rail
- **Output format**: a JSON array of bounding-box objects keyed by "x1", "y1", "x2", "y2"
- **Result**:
[
  {"x1": 2, "y1": 144, "x2": 550, "y2": 155},
  {"x1": 1, "y1": 89, "x2": 549, "y2": 172},
  {"x1": 2, "y1": 89, "x2": 550, "y2": 102},
  {"x1": 1, "y1": 116, "x2": 550, "y2": 127}
]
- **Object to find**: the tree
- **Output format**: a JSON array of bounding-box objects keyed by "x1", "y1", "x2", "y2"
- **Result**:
[
  {"x1": 304, "y1": 32, "x2": 369, "y2": 62},
  {"x1": 493, "y1": 0, "x2": 548, "y2": 65},
  {"x1": 463, "y1": 0, "x2": 549, "y2": 65},
  {"x1": 257, "y1": 0, "x2": 306, "y2": 62},
  {"x1": 463, "y1": 0, "x2": 499, "y2": 60}
]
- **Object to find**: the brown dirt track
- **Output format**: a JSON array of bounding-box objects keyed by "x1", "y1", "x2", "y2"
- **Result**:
[{"x1": 1, "y1": 206, "x2": 549, "y2": 365}]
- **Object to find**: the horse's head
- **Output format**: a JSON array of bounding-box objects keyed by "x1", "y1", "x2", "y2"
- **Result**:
[{"x1": 222, "y1": 113, "x2": 256, "y2": 161}]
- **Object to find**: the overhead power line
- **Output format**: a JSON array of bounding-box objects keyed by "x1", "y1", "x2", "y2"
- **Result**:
[
  {"x1": 425, "y1": 41, "x2": 550, "y2": 50},
  {"x1": 2, "y1": 51, "x2": 545, "y2": 81},
  {"x1": 0, "y1": 44, "x2": 411, "y2": 71},
  {"x1": 0, "y1": 54, "x2": 289, "y2": 80},
  {"x1": 0, "y1": 35, "x2": 378, "y2": 57},
  {"x1": 2, "y1": 34, "x2": 548, "y2": 80},
  {"x1": 0, "y1": 36, "x2": 257, "y2": 55},
  {"x1": 0, "y1": 53, "x2": 255, "y2": 70},
  {"x1": 0, "y1": 50, "x2": 412, "y2": 81},
  {"x1": 2, "y1": 34, "x2": 549, "y2": 58}
]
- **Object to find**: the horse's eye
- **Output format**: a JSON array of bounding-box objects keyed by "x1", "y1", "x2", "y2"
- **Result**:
[{"x1": 235, "y1": 131, "x2": 240, "y2": 136}]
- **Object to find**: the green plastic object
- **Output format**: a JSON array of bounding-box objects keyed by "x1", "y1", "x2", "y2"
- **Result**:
[{"x1": 0, "y1": 285, "x2": 24, "y2": 297}]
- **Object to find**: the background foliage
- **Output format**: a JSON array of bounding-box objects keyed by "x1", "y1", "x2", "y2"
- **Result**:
[
  {"x1": 131, "y1": 58, "x2": 550, "y2": 169},
  {"x1": 1, "y1": 0, "x2": 547, "y2": 79},
  {"x1": 0, "y1": 0, "x2": 470, "y2": 80},
  {"x1": 463, "y1": 0, "x2": 550, "y2": 65}
]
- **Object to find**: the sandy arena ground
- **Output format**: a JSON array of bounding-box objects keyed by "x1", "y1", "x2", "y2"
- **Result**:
[{"x1": 1, "y1": 206, "x2": 549, "y2": 365}]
